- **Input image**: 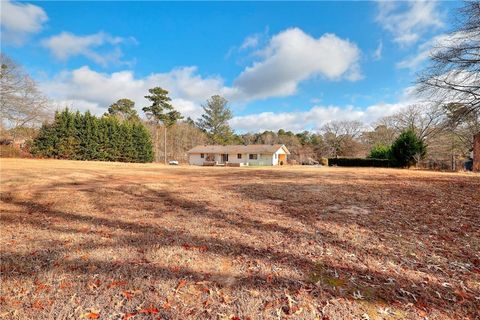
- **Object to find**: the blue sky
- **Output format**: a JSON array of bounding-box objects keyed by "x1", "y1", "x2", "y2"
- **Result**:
[{"x1": 1, "y1": 1, "x2": 460, "y2": 132}]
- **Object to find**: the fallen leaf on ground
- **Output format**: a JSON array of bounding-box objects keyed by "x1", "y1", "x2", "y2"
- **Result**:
[
  {"x1": 139, "y1": 307, "x2": 159, "y2": 314},
  {"x1": 81, "y1": 312, "x2": 100, "y2": 319}
]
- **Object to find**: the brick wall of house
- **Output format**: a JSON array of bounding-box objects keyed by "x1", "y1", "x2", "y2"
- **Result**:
[{"x1": 474, "y1": 133, "x2": 480, "y2": 172}]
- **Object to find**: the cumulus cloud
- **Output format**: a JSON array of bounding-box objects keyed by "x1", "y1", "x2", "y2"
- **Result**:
[
  {"x1": 37, "y1": 27, "x2": 370, "y2": 130},
  {"x1": 0, "y1": 0, "x2": 48, "y2": 45},
  {"x1": 40, "y1": 27, "x2": 363, "y2": 115},
  {"x1": 233, "y1": 28, "x2": 362, "y2": 100},
  {"x1": 40, "y1": 62, "x2": 416, "y2": 132},
  {"x1": 41, "y1": 32, "x2": 135, "y2": 66},
  {"x1": 230, "y1": 102, "x2": 411, "y2": 133},
  {"x1": 376, "y1": 1, "x2": 444, "y2": 46},
  {"x1": 40, "y1": 66, "x2": 231, "y2": 119}
]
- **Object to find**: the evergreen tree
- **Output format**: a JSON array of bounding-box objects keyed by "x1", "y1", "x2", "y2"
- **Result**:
[
  {"x1": 31, "y1": 121, "x2": 56, "y2": 157},
  {"x1": 31, "y1": 108, "x2": 154, "y2": 163},
  {"x1": 391, "y1": 129, "x2": 427, "y2": 167},
  {"x1": 132, "y1": 122, "x2": 154, "y2": 163},
  {"x1": 105, "y1": 99, "x2": 139, "y2": 122},
  {"x1": 104, "y1": 116, "x2": 122, "y2": 161},
  {"x1": 142, "y1": 87, "x2": 183, "y2": 164},
  {"x1": 55, "y1": 109, "x2": 79, "y2": 159},
  {"x1": 83, "y1": 111, "x2": 99, "y2": 160},
  {"x1": 197, "y1": 95, "x2": 234, "y2": 144}
]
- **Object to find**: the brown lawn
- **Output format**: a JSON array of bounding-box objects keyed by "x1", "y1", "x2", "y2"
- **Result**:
[{"x1": 0, "y1": 158, "x2": 479, "y2": 319}]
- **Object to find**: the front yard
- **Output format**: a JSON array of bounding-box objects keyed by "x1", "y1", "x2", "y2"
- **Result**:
[{"x1": 0, "y1": 159, "x2": 479, "y2": 319}]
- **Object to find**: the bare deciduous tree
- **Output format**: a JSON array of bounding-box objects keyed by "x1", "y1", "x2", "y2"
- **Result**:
[
  {"x1": 380, "y1": 104, "x2": 445, "y2": 141},
  {"x1": 416, "y1": 1, "x2": 480, "y2": 118},
  {"x1": 361, "y1": 124, "x2": 397, "y2": 149},
  {"x1": 0, "y1": 54, "x2": 50, "y2": 136},
  {"x1": 148, "y1": 121, "x2": 207, "y2": 163},
  {"x1": 320, "y1": 120, "x2": 364, "y2": 157}
]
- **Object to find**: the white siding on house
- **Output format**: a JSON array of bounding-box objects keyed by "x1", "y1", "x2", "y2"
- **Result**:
[
  {"x1": 246, "y1": 153, "x2": 273, "y2": 166},
  {"x1": 187, "y1": 145, "x2": 289, "y2": 166},
  {"x1": 224, "y1": 153, "x2": 248, "y2": 164},
  {"x1": 188, "y1": 153, "x2": 205, "y2": 165},
  {"x1": 188, "y1": 153, "x2": 250, "y2": 165},
  {"x1": 273, "y1": 148, "x2": 288, "y2": 165}
]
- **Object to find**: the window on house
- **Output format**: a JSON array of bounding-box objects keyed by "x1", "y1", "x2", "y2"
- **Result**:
[
  {"x1": 200, "y1": 153, "x2": 204, "y2": 158},
  {"x1": 249, "y1": 154, "x2": 258, "y2": 160},
  {"x1": 237, "y1": 154, "x2": 242, "y2": 159}
]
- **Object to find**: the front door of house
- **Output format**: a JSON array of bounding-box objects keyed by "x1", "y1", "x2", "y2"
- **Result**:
[{"x1": 222, "y1": 154, "x2": 229, "y2": 163}]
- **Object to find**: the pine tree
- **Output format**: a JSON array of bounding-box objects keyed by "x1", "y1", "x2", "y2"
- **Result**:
[
  {"x1": 197, "y1": 95, "x2": 234, "y2": 144},
  {"x1": 142, "y1": 87, "x2": 183, "y2": 164},
  {"x1": 105, "y1": 98, "x2": 139, "y2": 122}
]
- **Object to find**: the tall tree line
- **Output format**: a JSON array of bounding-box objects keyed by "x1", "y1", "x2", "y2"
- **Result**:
[{"x1": 31, "y1": 109, "x2": 154, "y2": 163}]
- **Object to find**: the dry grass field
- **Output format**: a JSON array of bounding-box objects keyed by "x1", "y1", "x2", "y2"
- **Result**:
[{"x1": 1, "y1": 158, "x2": 479, "y2": 320}]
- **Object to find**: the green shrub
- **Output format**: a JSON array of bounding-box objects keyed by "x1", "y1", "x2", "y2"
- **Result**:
[
  {"x1": 390, "y1": 129, "x2": 426, "y2": 168},
  {"x1": 328, "y1": 157, "x2": 397, "y2": 167},
  {"x1": 368, "y1": 144, "x2": 392, "y2": 160},
  {"x1": 320, "y1": 157, "x2": 328, "y2": 166}
]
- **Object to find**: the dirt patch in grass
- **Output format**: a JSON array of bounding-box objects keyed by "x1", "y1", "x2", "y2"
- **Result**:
[{"x1": 1, "y1": 159, "x2": 479, "y2": 319}]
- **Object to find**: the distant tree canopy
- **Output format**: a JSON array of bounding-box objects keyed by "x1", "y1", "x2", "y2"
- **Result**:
[
  {"x1": 31, "y1": 108, "x2": 153, "y2": 163},
  {"x1": 321, "y1": 121, "x2": 364, "y2": 158},
  {"x1": 197, "y1": 95, "x2": 235, "y2": 144},
  {"x1": 105, "y1": 99, "x2": 139, "y2": 122}
]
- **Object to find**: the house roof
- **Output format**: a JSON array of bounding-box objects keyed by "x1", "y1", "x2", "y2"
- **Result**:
[{"x1": 187, "y1": 144, "x2": 290, "y2": 155}]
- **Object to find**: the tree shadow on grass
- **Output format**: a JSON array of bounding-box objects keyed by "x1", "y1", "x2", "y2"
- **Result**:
[{"x1": 1, "y1": 171, "x2": 479, "y2": 318}]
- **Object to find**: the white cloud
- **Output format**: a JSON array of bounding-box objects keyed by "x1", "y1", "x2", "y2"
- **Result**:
[
  {"x1": 41, "y1": 32, "x2": 134, "y2": 66},
  {"x1": 40, "y1": 27, "x2": 362, "y2": 117},
  {"x1": 230, "y1": 85, "x2": 420, "y2": 132},
  {"x1": 40, "y1": 62, "x2": 419, "y2": 133},
  {"x1": 40, "y1": 66, "x2": 230, "y2": 119},
  {"x1": 240, "y1": 34, "x2": 260, "y2": 50},
  {"x1": 37, "y1": 27, "x2": 380, "y2": 131},
  {"x1": 0, "y1": 0, "x2": 48, "y2": 45},
  {"x1": 376, "y1": 1, "x2": 444, "y2": 46},
  {"x1": 230, "y1": 102, "x2": 411, "y2": 133},
  {"x1": 232, "y1": 28, "x2": 362, "y2": 100},
  {"x1": 51, "y1": 99, "x2": 107, "y2": 115},
  {"x1": 373, "y1": 40, "x2": 383, "y2": 60},
  {"x1": 397, "y1": 32, "x2": 467, "y2": 70}
]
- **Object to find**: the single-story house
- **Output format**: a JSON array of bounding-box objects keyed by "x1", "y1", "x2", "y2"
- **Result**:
[{"x1": 187, "y1": 144, "x2": 290, "y2": 166}]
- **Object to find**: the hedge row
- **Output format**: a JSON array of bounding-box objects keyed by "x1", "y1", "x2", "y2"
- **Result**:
[
  {"x1": 31, "y1": 109, "x2": 154, "y2": 163},
  {"x1": 328, "y1": 157, "x2": 398, "y2": 168}
]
